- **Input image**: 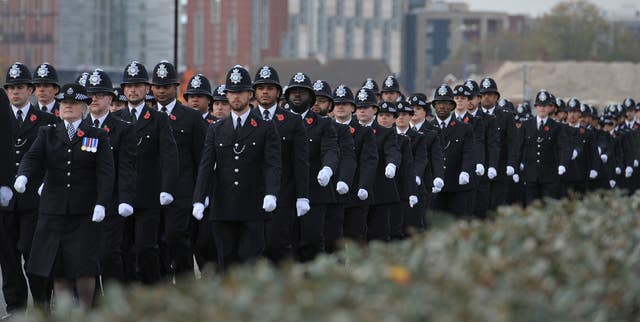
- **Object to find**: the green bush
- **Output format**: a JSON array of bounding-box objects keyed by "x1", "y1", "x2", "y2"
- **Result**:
[{"x1": 16, "y1": 191, "x2": 640, "y2": 321}]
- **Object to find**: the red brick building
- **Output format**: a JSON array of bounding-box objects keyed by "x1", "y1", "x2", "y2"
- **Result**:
[{"x1": 184, "y1": 0, "x2": 288, "y2": 85}]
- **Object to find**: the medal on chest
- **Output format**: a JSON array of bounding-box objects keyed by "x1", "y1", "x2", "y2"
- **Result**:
[{"x1": 81, "y1": 137, "x2": 99, "y2": 153}]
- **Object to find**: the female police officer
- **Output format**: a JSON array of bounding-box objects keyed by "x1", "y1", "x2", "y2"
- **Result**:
[{"x1": 13, "y1": 83, "x2": 114, "y2": 309}]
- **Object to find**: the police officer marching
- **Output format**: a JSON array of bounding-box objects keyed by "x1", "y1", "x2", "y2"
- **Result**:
[
  {"x1": 184, "y1": 73, "x2": 216, "y2": 124},
  {"x1": 32, "y1": 62, "x2": 61, "y2": 117}
]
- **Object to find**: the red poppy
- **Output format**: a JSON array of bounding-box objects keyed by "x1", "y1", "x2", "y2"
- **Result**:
[
  {"x1": 276, "y1": 114, "x2": 285, "y2": 122},
  {"x1": 143, "y1": 112, "x2": 151, "y2": 120},
  {"x1": 349, "y1": 126, "x2": 355, "y2": 135},
  {"x1": 169, "y1": 114, "x2": 176, "y2": 121},
  {"x1": 103, "y1": 126, "x2": 110, "y2": 133},
  {"x1": 634, "y1": 124, "x2": 639, "y2": 129},
  {"x1": 54, "y1": 110, "x2": 60, "y2": 117},
  {"x1": 450, "y1": 121, "x2": 456, "y2": 127},
  {"x1": 579, "y1": 128, "x2": 585, "y2": 134},
  {"x1": 463, "y1": 117, "x2": 469, "y2": 123},
  {"x1": 544, "y1": 126, "x2": 550, "y2": 132},
  {"x1": 306, "y1": 117, "x2": 313, "y2": 125},
  {"x1": 207, "y1": 119, "x2": 214, "y2": 124},
  {"x1": 250, "y1": 119, "x2": 258, "y2": 127},
  {"x1": 373, "y1": 128, "x2": 377, "y2": 135},
  {"x1": 29, "y1": 114, "x2": 37, "y2": 122},
  {"x1": 77, "y1": 129, "x2": 85, "y2": 137}
]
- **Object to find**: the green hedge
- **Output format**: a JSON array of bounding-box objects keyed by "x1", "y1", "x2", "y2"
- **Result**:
[{"x1": 17, "y1": 191, "x2": 640, "y2": 321}]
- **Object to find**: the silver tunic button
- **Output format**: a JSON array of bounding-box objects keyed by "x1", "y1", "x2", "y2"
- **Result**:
[
  {"x1": 15, "y1": 150, "x2": 19, "y2": 154},
  {"x1": 67, "y1": 184, "x2": 71, "y2": 188},
  {"x1": 68, "y1": 149, "x2": 72, "y2": 153},
  {"x1": 234, "y1": 181, "x2": 239, "y2": 186},
  {"x1": 67, "y1": 161, "x2": 71, "y2": 165},
  {"x1": 234, "y1": 169, "x2": 239, "y2": 173},
  {"x1": 234, "y1": 156, "x2": 239, "y2": 160},
  {"x1": 15, "y1": 163, "x2": 19, "y2": 166},
  {"x1": 67, "y1": 172, "x2": 71, "y2": 176}
]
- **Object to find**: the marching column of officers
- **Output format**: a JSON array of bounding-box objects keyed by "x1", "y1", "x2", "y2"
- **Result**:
[{"x1": 0, "y1": 60, "x2": 638, "y2": 312}]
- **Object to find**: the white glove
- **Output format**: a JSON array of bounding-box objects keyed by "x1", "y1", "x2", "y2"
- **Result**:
[
  {"x1": 160, "y1": 192, "x2": 174, "y2": 206},
  {"x1": 487, "y1": 167, "x2": 497, "y2": 180},
  {"x1": 118, "y1": 203, "x2": 134, "y2": 217},
  {"x1": 0, "y1": 186, "x2": 13, "y2": 207},
  {"x1": 357, "y1": 189, "x2": 369, "y2": 201},
  {"x1": 625, "y1": 166, "x2": 633, "y2": 178},
  {"x1": 13, "y1": 176, "x2": 27, "y2": 194},
  {"x1": 610, "y1": 180, "x2": 616, "y2": 189},
  {"x1": 558, "y1": 165, "x2": 566, "y2": 176},
  {"x1": 506, "y1": 166, "x2": 515, "y2": 176},
  {"x1": 192, "y1": 202, "x2": 205, "y2": 221},
  {"x1": 458, "y1": 172, "x2": 470, "y2": 185},
  {"x1": 475, "y1": 164, "x2": 485, "y2": 176},
  {"x1": 519, "y1": 163, "x2": 525, "y2": 171},
  {"x1": 433, "y1": 177, "x2": 444, "y2": 190},
  {"x1": 616, "y1": 167, "x2": 622, "y2": 175},
  {"x1": 92, "y1": 205, "x2": 106, "y2": 223},
  {"x1": 336, "y1": 181, "x2": 349, "y2": 195},
  {"x1": 385, "y1": 163, "x2": 397, "y2": 179},
  {"x1": 409, "y1": 195, "x2": 418, "y2": 208},
  {"x1": 571, "y1": 149, "x2": 578, "y2": 160},
  {"x1": 635, "y1": 160, "x2": 639, "y2": 168},
  {"x1": 296, "y1": 198, "x2": 311, "y2": 217},
  {"x1": 415, "y1": 176, "x2": 422, "y2": 186},
  {"x1": 262, "y1": 195, "x2": 277, "y2": 212},
  {"x1": 598, "y1": 147, "x2": 602, "y2": 155},
  {"x1": 37, "y1": 183, "x2": 43, "y2": 196},
  {"x1": 512, "y1": 174, "x2": 520, "y2": 183},
  {"x1": 589, "y1": 170, "x2": 598, "y2": 179},
  {"x1": 601, "y1": 154, "x2": 608, "y2": 163},
  {"x1": 317, "y1": 166, "x2": 333, "y2": 187}
]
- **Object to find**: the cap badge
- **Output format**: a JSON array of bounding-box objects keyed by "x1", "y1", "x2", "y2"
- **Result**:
[
  {"x1": 384, "y1": 76, "x2": 394, "y2": 88},
  {"x1": 191, "y1": 75, "x2": 202, "y2": 88},
  {"x1": 156, "y1": 64, "x2": 169, "y2": 79},
  {"x1": 9, "y1": 64, "x2": 21, "y2": 79},
  {"x1": 230, "y1": 68, "x2": 242, "y2": 84},
  {"x1": 358, "y1": 89, "x2": 368, "y2": 101},
  {"x1": 293, "y1": 72, "x2": 305, "y2": 83},
  {"x1": 37, "y1": 64, "x2": 49, "y2": 78},
  {"x1": 313, "y1": 80, "x2": 323, "y2": 91},
  {"x1": 259, "y1": 66, "x2": 271, "y2": 79},
  {"x1": 127, "y1": 62, "x2": 140, "y2": 77},
  {"x1": 89, "y1": 71, "x2": 102, "y2": 86},
  {"x1": 336, "y1": 85, "x2": 346, "y2": 97}
]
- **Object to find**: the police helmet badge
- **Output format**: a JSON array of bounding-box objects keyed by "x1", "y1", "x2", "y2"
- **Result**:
[
  {"x1": 384, "y1": 76, "x2": 394, "y2": 88},
  {"x1": 498, "y1": 98, "x2": 506, "y2": 106},
  {"x1": 78, "y1": 73, "x2": 89, "y2": 86},
  {"x1": 191, "y1": 75, "x2": 202, "y2": 88},
  {"x1": 313, "y1": 80, "x2": 323, "y2": 91},
  {"x1": 336, "y1": 85, "x2": 347, "y2": 97},
  {"x1": 569, "y1": 99, "x2": 576, "y2": 108},
  {"x1": 465, "y1": 80, "x2": 474, "y2": 91},
  {"x1": 482, "y1": 78, "x2": 491, "y2": 89},
  {"x1": 127, "y1": 61, "x2": 140, "y2": 77},
  {"x1": 9, "y1": 64, "x2": 21, "y2": 79},
  {"x1": 358, "y1": 89, "x2": 368, "y2": 101},
  {"x1": 156, "y1": 64, "x2": 169, "y2": 79},
  {"x1": 293, "y1": 72, "x2": 305, "y2": 83},
  {"x1": 229, "y1": 68, "x2": 242, "y2": 84},
  {"x1": 259, "y1": 66, "x2": 271, "y2": 79},
  {"x1": 438, "y1": 85, "x2": 447, "y2": 96},
  {"x1": 539, "y1": 91, "x2": 547, "y2": 102},
  {"x1": 364, "y1": 79, "x2": 374, "y2": 90},
  {"x1": 37, "y1": 64, "x2": 49, "y2": 78},
  {"x1": 217, "y1": 84, "x2": 226, "y2": 95},
  {"x1": 89, "y1": 70, "x2": 102, "y2": 86},
  {"x1": 67, "y1": 87, "x2": 74, "y2": 95}
]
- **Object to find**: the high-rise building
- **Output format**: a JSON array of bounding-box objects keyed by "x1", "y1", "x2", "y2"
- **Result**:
[
  {"x1": 282, "y1": 0, "x2": 407, "y2": 75},
  {"x1": 184, "y1": 0, "x2": 288, "y2": 84}
]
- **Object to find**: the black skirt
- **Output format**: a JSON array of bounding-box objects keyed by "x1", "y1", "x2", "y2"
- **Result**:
[{"x1": 27, "y1": 213, "x2": 101, "y2": 279}]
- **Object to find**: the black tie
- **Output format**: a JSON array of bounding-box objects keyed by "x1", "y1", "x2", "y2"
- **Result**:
[
  {"x1": 161, "y1": 106, "x2": 168, "y2": 114},
  {"x1": 539, "y1": 120, "x2": 544, "y2": 130},
  {"x1": 130, "y1": 108, "x2": 137, "y2": 123},
  {"x1": 16, "y1": 110, "x2": 23, "y2": 128},
  {"x1": 440, "y1": 121, "x2": 446, "y2": 129},
  {"x1": 263, "y1": 109, "x2": 270, "y2": 121},
  {"x1": 412, "y1": 126, "x2": 417, "y2": 131},
  {"x1": 41, "y1": 105, "x2": 47, "y2": 112},
  {"x1": 94, "y1": 119, "x2": 100, "y2": 128},
  {"x1": 236, "y1": 117, "x2": 242, "y2": 131}
]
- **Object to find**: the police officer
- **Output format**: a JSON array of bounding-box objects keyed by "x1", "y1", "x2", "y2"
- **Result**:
[
  {"x1": 380, "y1": 75, "x2": 402, "y2": 102},
  {"x1": 430, "y1": 84, "x2": 474, "y2": 217},
  {"x1": 184, "y1": 73, "x2": 216, "y2": 124},
  {"x1": 110, "y1": 88, "x2": 128, "y2": 113},
  {"x1": 0, "y1": 62, "x2": 56, "y2": 314},
  {"x1": 355, "y1": 87, "x2": 401, "y2": 241},
  {"x1": 514, "y1": 90, "x2": 571, "y2": 204},
  {"x1": 478, "y1": 77, "x2": 516, "y2": 210},
  {"x1": 83, "y1": 69, "x2": 137, "y2": 284},
  {"x1": 32, "y1": 62, "x2": 61, "y2": 116},
  {"x1": 283, "y1": 72, "x2": 339, "y2": 261},
  {"x1": 192, "y1": 65, "x2": 281, "y2": 270},
  {"x1": 332, "y1": 85, "x2": 378, "y2": 242},
  {"x1": 565, "y1": 99, "x2": 600, "y2": 194},
  {"x1": 14, "y1": 83, "x2": 114, "y2": 310},
  {"x1": 117, "y1": 61, "x2": 179, "y2": 284},
  {"x1": 0, "y1": 90, "x2": 12, "y2": 205},
  {"x1": 253, "y1": 65, "x2": 309, "y2": 262},
  {"x1": 212, "y1": 85, "x2": 231, "y2": 120},
  {"x1": 150, "y1": 60, "x2": 206, "y2": 279},
  {"x1": 313, "y1": 80, "x2": 356, "y2": 253},
  {"x1": 361, "y1": 78, "x2": 381, "y2": 103}
]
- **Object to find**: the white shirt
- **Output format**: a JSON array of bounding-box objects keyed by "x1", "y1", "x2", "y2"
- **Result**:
[
  {"x1": 468, "y1": 109, "x2": 478, "y2": 117},
  {"x1": 258, "y1": 104, "x2": 278, "y2": 120},
  {"x1": 396, "y1": 127, "x2": 409, "y2": 135},
  {"x1": 90, "y1": 112, "x2": 109, "y2": 128},
  {"x1": 63, "y1": 119, "x2": 82, "y2": 131},
  {"x1": 157, "y1": 99, "x2": 177, "y2": 115},
  {"x1": 231, "y1": 108, "x2": 251, "y2": 128},
  {"x1": 336, "y1": 118, "x2": 352, "y2": 125},
  {"x1": 410, "y1": 119, "x2": 425, "y2": 131},
  {"x1": 39, "y1": 101, "x2": 55, "y2": 113},
  {"x1": 536, "y1": 116, "x2": 548, "y2": 128},
  {"x1": 453, "y1": 111, "x2": 466, "y2": 120},
  {"x1": 483, "y1": 106, "x2": 496, "y2": 115},
  {"x1": 11, "y1": 103, "x2": 31, "y2": 119},
  {"x1": 435, "y1": 115, "x2": 452, "y2": 128},
  {"x1": 128, "y1": 102, "x2": 145, "y2": 120},
  {"x1": 202, "y1": 112, "x2": 209, "y2": 119}
]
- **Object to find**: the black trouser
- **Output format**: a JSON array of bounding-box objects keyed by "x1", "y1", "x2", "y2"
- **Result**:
[
  {"x1": 292, "y1": 204, "x2": 326, "y2": 262},
  {"x1": 211, "y1": 220, "x2": 265, "y2": 272},
  {"x1": 489, "y1": 179, "x2": 508, "y2": 210},
  {"x1": 324, "y1": 204, "x2": 345, "y2": 254},
  {"x1": 405, "y1": 189, "x2": 426, "y2": 235},
  {"x1": 367, "y1": 204, "x2": 392, "y2": 242},
  {"x1": 158, "y1": 204, "x2": 193, "y2": 280},
  {"x1": 99, "y1": 207, "x2": 125, "y2": 284},
  {"x1": 122, "y1": 209, "x2": 161, "y2": 285},
  {"x1": 389, "y1": 202, "x2": 407, "y2": 241},
  {"x1": 525, "y1": 181, "x2": 558, "y2": 206},
  {"x1": 192, "y1": 209, "x2": 217, "y2": 274},
  {"x1": 264, "y1": 206, "x2": 295, "y2": 263},
  {"x1": 0, "y1": 209, "x2": 50, "y2": 313},
  {"x1": 343, "y1": 205, "x2": 369, "y2": 242},
  {"x1": 472, "y1": 176, "x2": 490, "y2": 218},
  {"x1": 433, "y1": 190, "x2": 472, "y2": 218},
  {"x1": 507, "y1": 180, "x2": 526, "y2": 207}
]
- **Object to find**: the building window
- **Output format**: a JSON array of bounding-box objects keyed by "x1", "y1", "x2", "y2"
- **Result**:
[
  {"x1": 261, "y1": 0, "x2": 270, "y2": 49},
  {"x1": 227, "y1": 19, "x2": 237, "y2": 57},
  {"x1": 193, "y1": 12, "x2": 203, "y2": 65},
  {"x1": 345, "y1": 20, "x2": 354, "y2": 56},
  {"x1": 364, "y1": 21, "x2": 372, "y2": 54},
  {"x1": 211, "y1": 0, "x2": 221, "y2": 24},
  {"x1": 374, "y1": 0, "x2": 380, "y2": 17},
  {"x1": 355, "y1": 0, "x2": 362, "y2": 17}
]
